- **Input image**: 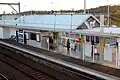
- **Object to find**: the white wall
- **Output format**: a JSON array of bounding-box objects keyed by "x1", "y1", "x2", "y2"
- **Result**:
[
  {"x1": 3, "y1": 28, "x2": 9, "y2": 39},
  {"x1": 25, "y1": 30, "x2": 42, "y2": 48},
  {"x1": 84, "y1": 43, "x2": 92, "y2": 57},
  {"x1": 25, "y1": 31, "x2": 50, "y2": 49},
  {"x1": 0, "y1": 27, "x2": 10, "y2": 39},
  {"x1": 0, "y1": 27, "x2": 18, "y2": 39},
  {"x1": 27, "y1": 40, "x2": 41, "y2": 48},
  {"x1": 9, "y1": 28, "x2": 17, "y2": 38},
  {"x1": 104, "y1": 46, "x2": 113, "y2": 61}
]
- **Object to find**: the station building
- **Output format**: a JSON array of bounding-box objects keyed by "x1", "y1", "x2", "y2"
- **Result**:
[
  {"x1": 0, "y1": 14, "x2": 120, "y2": 69},
  {"x1": 0, "y1": 14, "x2": 100, "y2": 48}
]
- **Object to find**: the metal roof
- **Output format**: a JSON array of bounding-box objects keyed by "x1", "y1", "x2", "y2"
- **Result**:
[
  {"x1": 1, "y1": 14, "x2": 119, "y2": 37},
  {"x1": 0, "y1": 14, "x2": 96, "y2": 30},
  {"x1": 73, "y1": 28, "x2": 120, "y2": 37},
  {"x1": 15, "y1": 14, "x2": 93, "y2": 30}
]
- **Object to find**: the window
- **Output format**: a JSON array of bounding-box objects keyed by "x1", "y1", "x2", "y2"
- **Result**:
[{"x1": 30, "y1": 33, "x2": 36, "y2": 40}]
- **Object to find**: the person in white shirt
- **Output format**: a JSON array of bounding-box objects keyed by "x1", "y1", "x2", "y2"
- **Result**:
[{"x1": 71, "y1": 40, "x2": 77, "y2": 51}]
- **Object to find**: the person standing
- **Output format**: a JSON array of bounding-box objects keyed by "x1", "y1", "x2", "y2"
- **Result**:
[
  {"x1": 72, "y1": 40, "x2": 77, "y2": 52},
  {"x1": 74, "y1": 42, "x2": 77, "y2": 51},
  {"x1": 67, "y1": 39, "x2": 70, "y2": 53},
  {"x1": 49, "y1": 36, "x2": 53, "y2": 50}
]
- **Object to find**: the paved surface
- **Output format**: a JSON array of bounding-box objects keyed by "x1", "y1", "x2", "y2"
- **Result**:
[
  {"x1": 55, "y1": 45, "x2": 82, "y2": 59},
  {"x1": 56, "y1": 44, "x2": 117, "y2": 68}
]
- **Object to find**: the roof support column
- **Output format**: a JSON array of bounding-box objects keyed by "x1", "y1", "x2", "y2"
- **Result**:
[
  {"x1": 81, "y1": 35, "x2": 85, "y2": 61},
  {"x1": 99, "y1": 37, "x2": 106, "y2": 63},
  {"x1": 116, "y1": 38, "x2": 120, "y2": 69}
]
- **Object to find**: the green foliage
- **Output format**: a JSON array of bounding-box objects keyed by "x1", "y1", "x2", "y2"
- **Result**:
[
  {"x1": 110, "y1": 10, "x2": 120, "y2": 26},
  {"x1": 89, "y1": 5, "x2": 120, "y2": 13},
  {"x1": 20, "y1": 5, "x2": 120, "y2": 15}
]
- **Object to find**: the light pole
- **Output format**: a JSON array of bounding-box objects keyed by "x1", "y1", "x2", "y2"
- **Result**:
[
  {"x1": 107, "y1": 0, "x2": 110, "y2": 27},
  {"x1": 70, "y1": 14, "x2": 73, "y2": 34},
  {"x1": 84, "y1": 0, "x2": 86, "y2": 14},
  {"x1": 54, "y1": 14, "x2": 56, "y2": 32}
]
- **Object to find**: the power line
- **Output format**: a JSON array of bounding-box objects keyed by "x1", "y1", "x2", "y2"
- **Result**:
[{"x1": 0, "y1": 2, "x2": 20, "y2": 14}]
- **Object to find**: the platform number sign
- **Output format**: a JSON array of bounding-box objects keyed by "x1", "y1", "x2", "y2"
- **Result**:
[{"x1": 18, "y1": 29, "x2": 24, "y2": 44}]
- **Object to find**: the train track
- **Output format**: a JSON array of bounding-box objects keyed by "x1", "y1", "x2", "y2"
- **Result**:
[
  {"x1": 0, "y1": 73, "x2": 8, "y2": 80},
  {"x1": 0, "y1": 52, "x2": 56, "y2": 80},
  {"x1": 0, "y1": 40, "x2": 105, "y2": 80}
]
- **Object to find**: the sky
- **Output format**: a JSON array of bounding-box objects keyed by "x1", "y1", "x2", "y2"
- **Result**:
[{"x1": 0, "y1": 0, "x2": 120, "y2": 13}]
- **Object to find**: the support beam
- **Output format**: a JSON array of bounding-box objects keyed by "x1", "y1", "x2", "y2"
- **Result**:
[
  {"x1": 99, "y1": 37, "x2": 106, "y2": 63},
  {"x1": 0, "y1": 3, "x2": 19, "y2": 5},
  {"x1": 18, "y1": 2, "x2": 21, "y2": 13},
  {"x1": 8, "y1": 4, "x2": 18, "y2": 13},
  {"x1": 117, "y1": 38, "x2": 120, "y2": 68},
  {"x1": 81, "y1": 35, "x2": 85, "y2": 61},
  {"x1": 92, "y1": 45, "x2": 95, "y2": 63}
]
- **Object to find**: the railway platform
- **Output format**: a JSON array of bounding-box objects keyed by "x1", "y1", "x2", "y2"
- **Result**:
[{"x1": 0, "y1": 39, "x2": 120, "y2": 80}]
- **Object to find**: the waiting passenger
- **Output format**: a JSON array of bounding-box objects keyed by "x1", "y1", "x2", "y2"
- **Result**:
[
  {"x1": 67, "y1": 39, "x2": 70, "y2": 53},
  {"x1": 72, "y1": 40, "x2": 77, "y2": 51},
  {"x1": 49, "y1": 36, "x2": 53, "y2": 50}
]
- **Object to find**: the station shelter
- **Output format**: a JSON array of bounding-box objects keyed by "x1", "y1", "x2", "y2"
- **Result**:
[
  {"x1": 0, "y1": 14, "x2": 120, "y2": 68},
  {"x1": 0, "y1": 14, "x2": 100, "y2": 49},
  {"x1": 74, "y1": 28, "x2": 120, "y2": 68}
]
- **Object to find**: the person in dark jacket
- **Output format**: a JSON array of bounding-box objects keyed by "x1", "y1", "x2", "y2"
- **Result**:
[
  {"x1": 67, "y1": 39, "x2": 70, "y2": 53},
  {"x1": 49, "y1": 36, "x2": 53, "y2": 50}
]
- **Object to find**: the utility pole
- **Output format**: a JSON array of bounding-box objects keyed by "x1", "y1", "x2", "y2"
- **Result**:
[
  {"x1": 84, "y1": 0, "x2": 86, "y2": 14},
  {"x1": 107, "y1": 0, "x2": 110, "y2": 27},
  {"x1": 54, "y1": 14, "x2": 56, "y2": 32},
  {"x1": 70, "y1": 14, "x2": 73, "y2": 33},
  {"x1": 18, "y1": 2, "x2": 20, "y2": 14}
]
